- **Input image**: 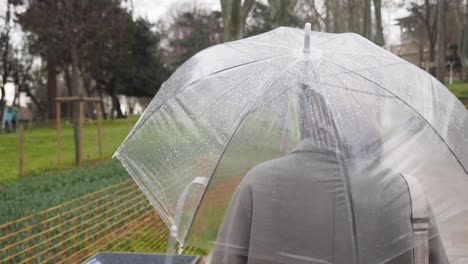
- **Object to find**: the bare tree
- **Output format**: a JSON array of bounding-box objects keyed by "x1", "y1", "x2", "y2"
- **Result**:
[
  {"x1": 304, "y1": 0, "x2": 324, "y2": 31},
  {"x1": 11, "y1": 49, "x2": 45, "y2": 115},
  {"x1": 19, "y1": 0, "x2": 128, "y2": 164},
  {"x1": 324, "y1": 0, "x2": 330, "y2": 31},
  {"x1": 269, "y1": 0, "x2": 299, "y2": 28},
  {"x1": 410, "y1": 0, "x2": 438, "y2": 76},
  {"x1": 373, "y1": 0, "x2": 385, "y2": 46},
  {"x1": 351, "y1": 0, "x2": 361, "y2": 33},
  {"x1": 15, "y1": 0, "x2": 59, "y2": 119},
  {"x1": 459, "y1": 0, "x2": 468, "y2": 79},
  {"x1": 363, "y1": 0, "x2": 372, "y2": 39},
  {"x1": 330, "y1": 0, "x2": 345, "y2": 32},
  {"x1": 220, "y1": 0, "x2": 256, "y2": 41},
  {"x1": 436, "y1": 0, "x2": 449, "y2": 82},
  {"x1": 0, "y1": 0, "x2": 13, "y2": 117}
]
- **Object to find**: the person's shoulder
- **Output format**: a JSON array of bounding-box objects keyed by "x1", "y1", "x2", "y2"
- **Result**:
[{"x1": 241, "y1": 155, "x2": 292, "y2": 184}]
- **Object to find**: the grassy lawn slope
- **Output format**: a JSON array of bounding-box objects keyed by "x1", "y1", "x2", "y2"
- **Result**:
[
  {"x1": 447, "y1": 81, "x2": 468, "y2": 107},
  {"x1": 0, "y1": 117, "x2": 136, "y2": 182}
]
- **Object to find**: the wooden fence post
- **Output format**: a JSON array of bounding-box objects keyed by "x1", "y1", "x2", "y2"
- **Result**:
[
  {"x1": 96, "y1": 103, "x2": 103, "y2": 160},
  {"x1": 78, "y1": 101, "x2": 84, "y2": 166},
  {"x1": 19, "y1": 125, "x2": 24, "y2": 177},
  {"x1": 56, "y1": 102, "x2": 61, "y2": 165}
]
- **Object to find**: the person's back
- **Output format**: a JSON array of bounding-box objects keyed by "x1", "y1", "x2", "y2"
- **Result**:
[{"x1": 211, "y1": 138, "x2": 448, "y2": 264}]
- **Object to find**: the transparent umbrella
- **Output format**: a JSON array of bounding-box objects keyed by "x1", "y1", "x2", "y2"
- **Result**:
[{"x1": 114, "y1": 24, "x2": 468, "y2": 263}]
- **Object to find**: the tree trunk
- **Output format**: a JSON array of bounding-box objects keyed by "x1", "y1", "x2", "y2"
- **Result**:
[
  {"x1": 436, "y1": 0, "x2": 446, "y2": 83},
  {"x1": 46, "y1": 44, "x2": 57, "y2": 119},
  {"x1": 18, "y1": 79, "x2": 42, "y2": 114},
  {"x1": 0, "y1": 0, "x2": 11, "y2": 106},
  {"x1": 23, "y1": 87, "x2": 42, "y2": 113},
  {"x1": 347, "y1": 0, "x2": 360, "y2": 33},
  {"x1": 331, "y1": 0, "x2": 343, "y2": 32},
  {"x1": 307, "y1": 0, "x2": 322, "y2": 31},
  {"x1": 220, "y1": 0, "x2": 255, "y2": 41},
  {"x1": 454, "y1": 0, "x2": 463, "y2": 37},
  {"x1": 70, "y1": 45, "x2": 83, "y2": 166},
  {"x1": 373, "y1": 0, "x2": 385, "y2": 46},
  {"x1": 13, "y1": 86, "x2": 18, "y2": 106},
  {"x1": 429, "y1": 39, "x2": 437, "y2": 76},
  {"x1": 0, "y1": 84, "x2": 5, "y2": 105},
  {"x1": 418, "y1": 37, "x2": 424, "y2": 68},
  {"x1": 356, "y1": 0, "x2": 362, "y2": 33},
  {"x1": 110, "y1": 91, "x2": 124, "y2": 118},
  {"x1": 80, "y1": 67, "x2": 94, "y2": 118},
  {"x1": 325, "y1": 0, "x2": 331, "y2": 32},
  {"x1": 346, "y1": 0, "x2": 354, "y2": 32},
  {"x1": 269, "y1": 0, "x2": 298, "y2": 28},
  {"x1": 363, "y1": 0, "x2": 372, "y2": 39},
  {"x1": 459, "y1": 0, "x2": 468, "y2": 80},
  {"x1": 98, "y1": 86, "x2": 107, "y2": 120},
  {"x1": 63, "y1": 66, "x2": 73, "y2": 119},
  {"x1": 107, "y1": 79, "x2": 124, "y2": 119}
]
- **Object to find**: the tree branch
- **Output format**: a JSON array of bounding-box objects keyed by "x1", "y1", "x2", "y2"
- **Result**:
[{"x1": 241, "y1": 0, "x2": 256, "y2": 21}]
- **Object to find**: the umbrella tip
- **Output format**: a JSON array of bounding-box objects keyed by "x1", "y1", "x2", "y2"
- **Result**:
[{"x1": 303, "y1": 23, "x2": 311, "y2": 53}]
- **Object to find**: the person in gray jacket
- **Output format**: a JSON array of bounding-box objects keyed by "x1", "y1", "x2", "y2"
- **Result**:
[{"x1": 211, "y1": 87, "x2": 449, "y2": 264}]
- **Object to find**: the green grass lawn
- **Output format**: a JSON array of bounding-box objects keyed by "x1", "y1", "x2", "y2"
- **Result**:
[
  {"x1": 447, "y1": 80, "x2": 468, "y2": 106},
  {"x1": 0, "y1": 117, "x2": 137, "y2": 183}
]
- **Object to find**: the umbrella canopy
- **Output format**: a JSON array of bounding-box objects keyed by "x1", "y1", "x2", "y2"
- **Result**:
[{"x1": 114, "y1": 24, "x2": 468, "y2": 263}]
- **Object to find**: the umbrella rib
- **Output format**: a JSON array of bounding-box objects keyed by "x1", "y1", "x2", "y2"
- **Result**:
[
  {"x1": 318, "y1": 61, "x2": 404, "y2": 78},
  {"x1": 287, "y1": 28, "x2": 303, "y2": 44},
  {"x1": 181, "y1": 59, "x2": 299, "y2": 245},
  {"x1": 328, "y1": 60, "x2": 468, "y2": 176},
  {"x1": 115, "y1": 54, "x2": 292, "y2": 156},
  {"x1": 235, "y1": 41, "x2": 297, "y2": 51},
  {"x1": 224, "y1": 43, "x2": 257, "y2": 61},
  {"x1": 321, "y1": 50, "x2": 401, "y2": 60},
  {"x1": 333, "y1": 75, "x2": 380, "y2": 153},
  {"x1": 321, "y1": 83, "x2": 397, "y2": 98},
  {"x1": 247, "y1": 81, "x2": 397, "y2": 115}
]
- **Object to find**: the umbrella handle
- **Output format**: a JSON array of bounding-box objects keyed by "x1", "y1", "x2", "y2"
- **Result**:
[{"x1": 172, "y1": 176, "x2": 209, "y2": 253}]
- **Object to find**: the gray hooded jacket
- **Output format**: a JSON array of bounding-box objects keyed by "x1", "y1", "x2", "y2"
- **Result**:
[{"x1": 211, "y1": 138, "x2": 449, "y2": 264}]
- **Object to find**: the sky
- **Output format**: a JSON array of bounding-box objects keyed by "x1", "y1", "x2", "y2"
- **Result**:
[
  {"x1": 2, "y1": 0, "x2": 408, "y2": 107},
  {"x1": 131, "y1": 0, "x2": 221, "y2": 22}
]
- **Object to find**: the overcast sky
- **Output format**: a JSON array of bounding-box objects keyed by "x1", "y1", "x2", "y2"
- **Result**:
[{"x1": 132, "y1": 0, "x2": 220, "y2": 22}]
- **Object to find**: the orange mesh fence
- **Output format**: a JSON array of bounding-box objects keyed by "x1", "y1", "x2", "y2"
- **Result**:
[{"x1": 0, "y1": 179, "x2": 204, "y2": 264}]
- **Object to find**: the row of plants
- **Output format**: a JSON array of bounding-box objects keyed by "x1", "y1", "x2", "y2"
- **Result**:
[
  {"x1": 0, "y1": 159, "x2": 169, "y2": 263},
  {"x1": 0, "y1": 183, "x2": 158, "y2": 263},
  {"x1": 0, "y1": 160, "x2": 129, "y2": 224}
]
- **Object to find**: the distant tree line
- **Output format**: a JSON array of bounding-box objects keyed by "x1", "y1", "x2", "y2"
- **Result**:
[
  {"x1": 405, "y1": 0, "x2": 468, "y2": 82},
  {"x1": 0, "y1": 0, "x2": 169, "y2": 123},
  {"x1": 180, "y1": 0, "x2": 468, "y2": 83},
  {"x1": 1, "y1": 0, "x2": 468, "y2": 124}
]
